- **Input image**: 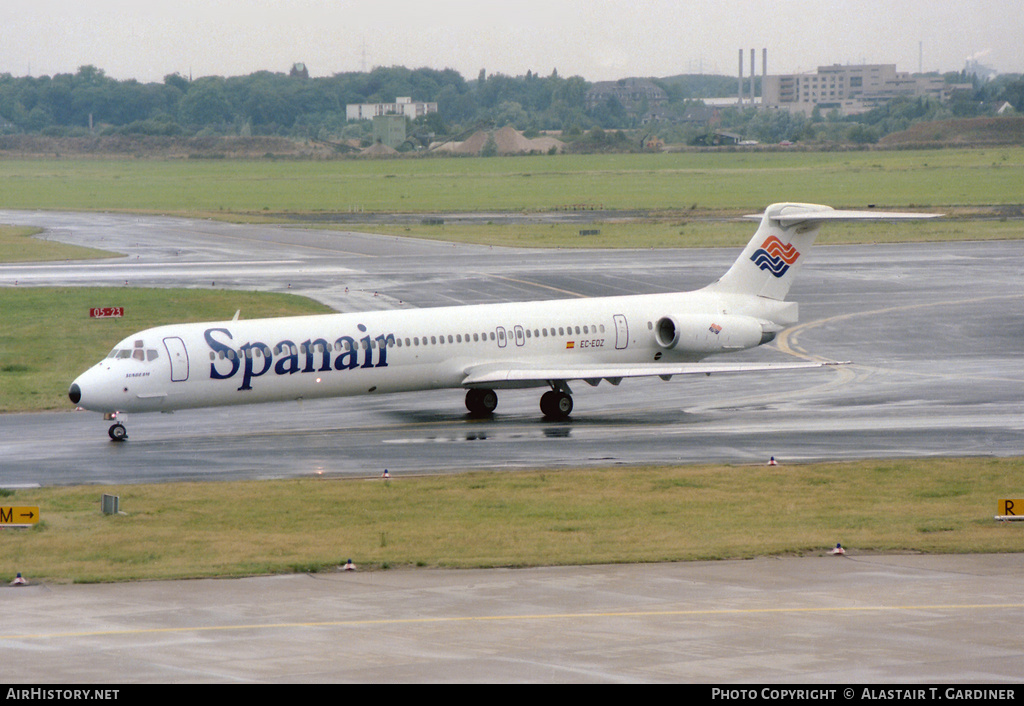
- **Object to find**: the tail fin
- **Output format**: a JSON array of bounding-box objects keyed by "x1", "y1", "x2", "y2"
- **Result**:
[{"x1": 707, "y1": 202, "x2": 938, "y2": 301}]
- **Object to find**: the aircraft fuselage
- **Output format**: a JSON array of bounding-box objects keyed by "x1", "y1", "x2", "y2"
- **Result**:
[{"x1": 70, "y1": 288, "x2": 782, "y2": 415}]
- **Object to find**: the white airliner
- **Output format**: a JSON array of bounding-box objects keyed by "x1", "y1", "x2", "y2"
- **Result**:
[{"x1": 69, "y1": 203, "x2": 935, "y2": 440}]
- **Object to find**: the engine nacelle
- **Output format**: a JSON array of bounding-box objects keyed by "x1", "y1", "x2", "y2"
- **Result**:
[{"x1": 654, "y1": 314, "x2": 769, "y2": 354}]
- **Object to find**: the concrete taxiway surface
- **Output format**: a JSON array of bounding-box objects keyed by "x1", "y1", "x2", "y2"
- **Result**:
[
  {"x1": 0, "y1": 211, "x2": 1021, "y2": 485},
  {"x1": 4, "y1": 553, "x2": 1024, "y2": 683},
  {"x1": 2, "y1": 212, "x2": 1023, "y2": 684}
]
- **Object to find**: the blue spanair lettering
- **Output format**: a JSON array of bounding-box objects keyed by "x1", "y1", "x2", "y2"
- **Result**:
[
  {"x1": 206, "y1": 328, "x2": 239, "y2": 380},
  {"x1": 239, "y1": 342, "x2": 272, "y2": 391},
  {"x1": 202, "y1": 325, "x2": 394, "y2": 389},
  {"x1": 375, "y1": 334, "x2": 396, "y2": 367},
  {"x1": 303, "y1": 338, "x2": 333, "y2": 373},
  {"x1": 274, "y1": 341, "x2": 300, "y2": 375},
  {"x1": 334, "y1": 336, "x2": 359, "y2": 370},
  {"x1": 357, "y1": 324, "x2": 374, "y2": 369}
]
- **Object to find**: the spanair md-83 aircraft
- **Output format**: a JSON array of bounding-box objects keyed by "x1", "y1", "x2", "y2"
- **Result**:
[{"x1": 69, "y1": 203, "x2": 935, "y2": 440}]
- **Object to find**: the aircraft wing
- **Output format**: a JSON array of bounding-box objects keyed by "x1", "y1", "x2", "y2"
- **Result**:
[{"x1": 462, "y1": 360, "x2": 846, "y2": 388}]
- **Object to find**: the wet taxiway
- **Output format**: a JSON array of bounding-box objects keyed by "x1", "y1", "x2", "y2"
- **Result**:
[
  {"x1": 2, "y1": 211, "x2": 1023, "y2": 684},
  {"x1": 0, "y1": 211, "x2": 1021, "y2": 486}
]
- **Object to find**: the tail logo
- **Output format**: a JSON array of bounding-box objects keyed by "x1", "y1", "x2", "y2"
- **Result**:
[{"x1": 750, "y1": 236, "x2": 800, "y2": 278}]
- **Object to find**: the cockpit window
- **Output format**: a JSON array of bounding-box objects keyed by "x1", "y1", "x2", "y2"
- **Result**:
[{"x1": 109, "y1": 348, "x2": 159, "y2": 362}]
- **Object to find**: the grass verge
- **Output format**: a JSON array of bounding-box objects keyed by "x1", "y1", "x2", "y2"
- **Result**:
[
  {"x1": 346, "y1": 217, "x2": 1023, "y2": 249},
  {"x1": 0, "y1": 225, "x2": 116, "y2": 262},
  {"x1": 0, "y1": 287, "x2": 333, "y2": 412},
  {"x1": 2, "y1": 458, "x2": 1020, "y2": 583}
]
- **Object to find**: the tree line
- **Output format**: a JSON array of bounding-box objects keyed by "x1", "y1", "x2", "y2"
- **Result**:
[{"x1": 1, "y1": 64, "x2": 1021, "y2": 147}]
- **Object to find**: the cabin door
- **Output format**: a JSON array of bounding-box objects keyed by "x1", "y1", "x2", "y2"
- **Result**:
[
  {"x1": 163, "y1": 337, "x2": 190, "y2": 382},
  {"x1": 613, "y1": 314, "x2": 629, "y2": 350}
]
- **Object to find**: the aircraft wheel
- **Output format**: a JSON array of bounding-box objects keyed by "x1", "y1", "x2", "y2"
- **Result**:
[
  {"x1": 466, "y1": 388, "x2": 498, "y2": 416},
  {"x1": 108, "y1": 423, "x2": 128, "y2": 441},
  {"x1": 540, "y1": 390, "x2": 573, "y2": 419}
]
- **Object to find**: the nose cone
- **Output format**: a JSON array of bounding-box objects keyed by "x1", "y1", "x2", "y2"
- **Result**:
[{"x1": 68, "y1": 367, "x2": 121, "y2": 413}]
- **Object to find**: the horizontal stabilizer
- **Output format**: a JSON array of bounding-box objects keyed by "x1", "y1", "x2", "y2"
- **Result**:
[{"x1": 744, "y1": 207, "x2": 941, "y2": 227}]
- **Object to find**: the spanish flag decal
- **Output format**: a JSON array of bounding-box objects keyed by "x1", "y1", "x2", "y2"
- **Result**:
[{"x1": 566, "y1": 341, "x2": 575, "y2": 349}]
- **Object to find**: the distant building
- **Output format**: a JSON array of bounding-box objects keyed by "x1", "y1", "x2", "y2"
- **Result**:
[
  {"x1": 346, "y1": 97, "x2": 438, "y2": 121},
  {"x1": 762, "y1": 64, "x2": 967, "y2": 116},
  {"x1": 372, "y1": 114, "x2": 407, "y2": 149},
  {"x1": 585, "y1": 78, "x2": 668, "y2": 123}
]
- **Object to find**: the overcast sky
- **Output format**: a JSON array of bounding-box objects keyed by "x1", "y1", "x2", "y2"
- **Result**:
[{"x1": 2, "y1": 0, "x2": 1021, "y2": 84}]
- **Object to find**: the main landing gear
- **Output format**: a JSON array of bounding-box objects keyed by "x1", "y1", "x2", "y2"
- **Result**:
[
  {"x1": 465, "y1": 386, "x2": 574, "y2": 421},
  {"x1": 465, "y1": 388, "x2": 498, "y2": 417},
  {"x1": 539, "y1": 389, "x2": 573, "y2": 419}
]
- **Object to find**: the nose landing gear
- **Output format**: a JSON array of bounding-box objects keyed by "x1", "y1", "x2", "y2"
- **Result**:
[{"x1": 104, "y1": 413, "x2": 128, "y2": 441}]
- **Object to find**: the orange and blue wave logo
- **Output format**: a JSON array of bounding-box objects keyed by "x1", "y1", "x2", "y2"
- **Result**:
[{"x1": 750, "y1": 236, "x2": 800, "y2": 277}]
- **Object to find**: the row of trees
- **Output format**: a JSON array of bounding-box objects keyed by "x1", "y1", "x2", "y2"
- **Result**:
[{"x1": 1, "y1": 64, "x2": 1022, "y2": 147}]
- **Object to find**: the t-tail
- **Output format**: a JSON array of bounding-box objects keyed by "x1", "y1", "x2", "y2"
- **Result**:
[{"x1": 707, "y1": 202, "x2": 939, "y2": 301}]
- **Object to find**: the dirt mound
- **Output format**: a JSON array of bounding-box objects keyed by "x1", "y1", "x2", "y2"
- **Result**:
[
  {"x1": 431, "y1": 126, "x2": 565, "y2": 155},
  {"x1": 879, "y1": 117, "x2": 1024, "y2": 147},
  {"x1": 0, "y1": 135, "x2": 338, "y2": 159}
]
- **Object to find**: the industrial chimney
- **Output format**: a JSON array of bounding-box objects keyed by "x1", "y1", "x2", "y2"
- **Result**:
[
  {"x1": 750, "y1": 49, "x2": 755, "y2": 103},
  {"x1": 738, "y1": 49, "x2": 744, "y2": 105}
]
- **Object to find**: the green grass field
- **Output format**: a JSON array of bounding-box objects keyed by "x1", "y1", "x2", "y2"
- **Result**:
[
  {"x1": 2, "y1": 458, "x2": 1021, "y2": 583},
  {"x1": 1, "y1": 148, "x2": 1022, "y2": 215}
]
